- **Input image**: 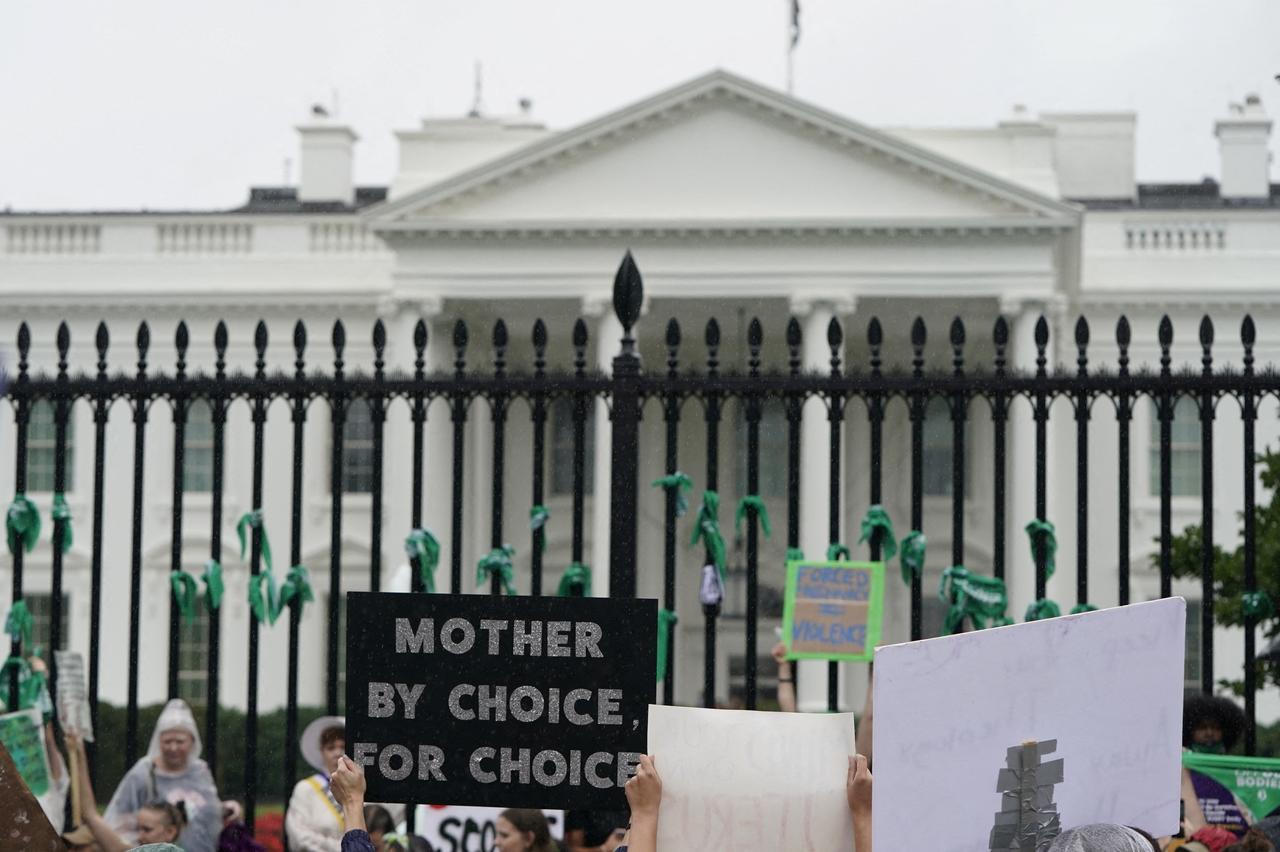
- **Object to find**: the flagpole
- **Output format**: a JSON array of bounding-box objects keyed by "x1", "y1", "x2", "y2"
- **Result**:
[{"x1": 786, "y1": 0, "x2": 799, "y2": 95}]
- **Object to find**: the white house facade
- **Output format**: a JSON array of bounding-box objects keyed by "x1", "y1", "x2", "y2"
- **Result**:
[{"x1": 2, "y1": 72, "x2": 1278, "y2": 718}]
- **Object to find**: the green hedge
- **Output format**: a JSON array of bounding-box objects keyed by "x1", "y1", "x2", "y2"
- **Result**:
[{"x1": 89, "y1": 703, "x2": 331, "y2": 804}]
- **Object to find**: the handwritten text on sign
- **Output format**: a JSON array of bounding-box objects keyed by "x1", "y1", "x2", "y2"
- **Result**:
[
  {"x1": 346, "y1": 592, "x2": 656, "y2": 809},
  {"x1": 782, "y1": 561, "x2": 884, "y2": 661}
]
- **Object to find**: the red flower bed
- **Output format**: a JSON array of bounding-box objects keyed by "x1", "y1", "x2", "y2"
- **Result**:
[{"x1": 253, "y1": 812, "x2": 285, "y2": 852}]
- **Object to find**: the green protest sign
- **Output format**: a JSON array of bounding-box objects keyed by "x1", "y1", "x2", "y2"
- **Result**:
[
  {"x1": 1182, "y1": 751, "x2": 1280, "y2": 833},
  {"x1": 0, "y1": 709, "x2": 50, "y2": 797},
  {"x1": 782, "y1": 559, "x2": 884, "y2": 662}
]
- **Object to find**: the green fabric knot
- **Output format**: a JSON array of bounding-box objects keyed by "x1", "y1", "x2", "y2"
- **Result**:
[
  {"x1": 657, "y1": 608, "x2": 679, "y2": 682},
  {"x1": 275, "y1": 564, "x2": 315, "y2": 620},
  {"x1": 169, "y1": 571, "x2": 199, "y2": 625},
  {"x1": 0, "y1": 656, "x2": 45, "y2": 715},
  {"x1": 1025, "y1": 598, "x2": 1062, "y2": 622},
  {"x1": 4, "y1": 600, "x2": 32, "y2": 647},
  {"x1": 1024, "y1": 519, "x2": 1057, "y2": 580},
  {"x1": 202, "y1": 560, "x2": 224, "y2": 612},
  {"x1": 827, "y1": 542, "x2": 851, "y2": 561},
  {"x1": 690, "y1": 491, "x2": 726, "y2": 581},
  {"x1": 1070, "y1": 603, "x2": 1098, "y2": 615},
  {"x1": 6, "y1": 495, "x2": 40, "y2": 556},
  {"x1": 237, "y1": 509, "x2": 273, "y2": 573},
  {"x1": 734, "y1": 495, "x2": 772, "y2": 539},
  {"x1": 899, "y1": 530, "x2": 926, "y2": 586},
  {"x1": 938, "y1": 566, "x2": 1010, "y2": 634},
  {"x1": 858, "y1": 505, "x2": 898, "y2": 561},
  {"x1": 1243, "y1": 591, "x2": 1274, "y2": 620},
  {"x1": 404, "y1": 528, "x2": 441, "y2": 593},
  {"x1": 529, "y1": 505, "x2": 550, "y2": 553},
  {"x1": 477, "y1": 545, "x2": 517, "y2": 596},
  {"x1": 652, "y1": 472, "x2": 694, "y2": 518},
  {"x1": 248, "y1": 570, "x2": 279, "y2": 626},
  {"x1": 50, "y1": 493, "x2": 72, "y2": 554},
  {"x1": 557, "y1": 562, "x2": 592, "y2": 597},
  {"x1": 785, "y1": 547, "x2": 805, "y2": 564}
]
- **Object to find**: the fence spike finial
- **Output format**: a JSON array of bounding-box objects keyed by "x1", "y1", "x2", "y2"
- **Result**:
[
  {"x1": 613, "y1": 250, "x2": 644, "y2": 339},
  {"x1": 414, "y1": 318, "x2": 428, "y2": 356},
  {"x1": 1158, "y1": 315, "x2": 1173, "y2": 347},
  {"x1": 136, "y1": 322, "x2": 151, "y2": 373},
  {"x1": 911, "y1": 316, "x2": 926, "y2": 348},
  {"x1": 532, "y1": 318, "x2": 547, "y2": 351},
  {"x1": 1034, "y1": 316, "x2": 1049, "y2": 348},
  {"x1": 867, "y1": 317, "x2": 883, "y2": 347},
  {"x1": 748, "y1": 317, "x2": 763, "y2": 351},
  {"x1": 665, "y1": 317, "x2": 681, "y2": 349},
  {"x1": 373, "y1": 319, "x2": 387, "y2": 357},
  {"x1": 827, "y1": 316, "x2": 843, "y2": 349},
  {"x1": 1242, "y1": 314, "x2": 1256, "y2": 347},
  {"x1": 1199, "y1": 315, "x2": 1214, "y2": 347},
  {"x1": 293, "y1": 320, "x2": 307, "y2": 358},
  {"x1": 56, "y1": 321, "x2": 71, "y2": 365},
  {"x1": 951, "y1": 318, "x2": 966, "y2": 376},
  {"x1": 993, "y1": 316, "x2": 1008, "y2": 374},
  {"x1": 95, "y1": 321, "x2": 109, "y2": 374}
]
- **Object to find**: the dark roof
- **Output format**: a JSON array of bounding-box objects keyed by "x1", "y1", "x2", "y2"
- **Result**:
[
  {"x1": 1073, "y1": 180, "x2": 1280, "y2": 210},
  {"x1": 1, "y1": 186, "x2": 389, "y2": 217}
]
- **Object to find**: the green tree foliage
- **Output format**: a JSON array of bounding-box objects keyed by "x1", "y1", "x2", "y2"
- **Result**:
[{"x1": 1165, "y1": 448, "x2": 1280, "y2": 693}]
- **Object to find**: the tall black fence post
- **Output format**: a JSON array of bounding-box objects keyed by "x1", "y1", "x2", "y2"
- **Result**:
[{"x1": 610, "y1": 252, "x2": 643, "y2": 599}]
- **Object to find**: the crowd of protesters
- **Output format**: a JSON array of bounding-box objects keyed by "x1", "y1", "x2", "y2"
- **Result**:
[{"x1": 6, "y1": 641, "x2": 1280, "y2": 850}]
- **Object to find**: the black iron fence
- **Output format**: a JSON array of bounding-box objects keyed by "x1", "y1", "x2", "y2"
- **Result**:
[{"x1": 2, "y1": 252, "x2": 1278, "y2": 828}]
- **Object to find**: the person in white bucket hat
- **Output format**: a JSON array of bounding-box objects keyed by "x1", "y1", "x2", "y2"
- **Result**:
[
  {"x1": 103, "y1": 698, "x2": 240, "y2": 852},
  {"x1": 286, "y1": 714, "x2": 349, "y2": 851}
]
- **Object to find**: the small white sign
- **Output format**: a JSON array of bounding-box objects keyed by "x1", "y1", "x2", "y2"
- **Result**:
[
  {"x1": 55, "y1": 650, "x2": 93, "y2": 742},
  {"x1": 873, "y1": 598, "x2": 1185, "y2": 851},
  {"x1": 410, "y1": 805, "x2": 563, "y2": 849},
  {"x1": 647, "y1": 704, "x2": 855, "y2": 852}
]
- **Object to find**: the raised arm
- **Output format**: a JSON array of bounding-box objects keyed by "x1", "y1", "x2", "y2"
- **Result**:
[
  {"x1": 66, "y1": 734, "x2": 130, "y2": 852},
  {"x1": 855, "y1": 662, "x2": 873, "y2": 768},
  {"x1": 773, "y1": 642, "x2": 797, "y2": 713},
  {"x1": 622, "y1": 754, "x2": 661, "y2": 852},
  {"x1": 848, "y1": 754, "x2": 872, "y2": 852}
]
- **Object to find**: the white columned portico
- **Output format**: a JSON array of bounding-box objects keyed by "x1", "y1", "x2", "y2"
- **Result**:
[
  {"x1": 1002, "y1": 297, "x2": 1061, "y2": 622},
  {"x1": 790, "y1": 293, "x2": 856, "y2": 712},
  {"x1": 584, "y1": 297, "x2": 623, "y2": 598}
]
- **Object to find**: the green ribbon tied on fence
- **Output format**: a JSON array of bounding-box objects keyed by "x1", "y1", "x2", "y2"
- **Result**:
[
  {"x1": 170, "y1": 571, "x2": 199, "y2": 625},
  {"x1": 858, "y1": 505, "x2": 898, "y2": 562},
  {"x1": 0, "y1": 656, "x2": 45, "y2": 714},
  {"x1": 237, "y1": 509, "x2": 273, "y2": 573},
  {"x1": 1024, "y1": 519, "x2": 1057, "y2": 580},
  {"x1": 202, "y1": 560, "x2": 224, "y2": 613},
  {"x1": 734, "y1": 496, "x2": 772, "y2": 540},
  {"x1": 477, "y1": 545, "x2": 517, "y2": 596},
  {"x1": 275, "y1": 564, "x2": 315, "y2": 621},
  {"x1": 899, "y1": 530, "x2": 926, "y2": 586},
  {"x1": 1025, "y1": 598, "x2": 1062, "y2": 622},
  {"x1": 1070, "y1": 603, "x2": 1098, "y2": 615},
  {"x1": 652, "y1": 472, "x2": 694, "y2": 518},
  {"x1": 6, "y1": 494, "x2": 40, "y2": 557},
  {"x1": 248, "y1": 570, "x2": 279, "y2": 626},
  {"x1": 404, "y1": 528, "x2": 441, "y2": 593},
  {"x1": 529, "y1": 505, "x2": 550, "y2": 553},
  {"x1": 657, "y1": 608, "x2": 679, "y2": 682},
  {"x1": 50, "y1": 493, "x2": 72, "y2": 554},
  {"x1": 1243, "y1": 591, "x2": 1275, "y2": 621},
  {"x1": 785, "y1": 547, "x2": 805, "y2": 565},
  {"x1": 938, "y1": 566, "x2": 1010, "y2": 634},
  {"x1": 691, "y1": 491, "x2": 726, "y2": 581},
  {"x1": 827, "y1": 542, "x2": 852, "y2": 561},
  {"x1": 4, "y1": 600, "x2": 32, "y2": 648},
  {"x1": 557, "y1": 562, "x2": 592, "y2": 597}
]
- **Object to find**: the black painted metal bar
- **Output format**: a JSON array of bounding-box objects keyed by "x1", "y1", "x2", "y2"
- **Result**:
[
  {"x1": 867, "y1": 320, "x2": 884, "y2": 565},
  {"x1": 1074, "y1": 319, "x2": 1090, "y2": 608},
  {"x1": 909, "y1": 319, "x2": 925, "y2": 640},
  {"x1": 570, "y1": 320, "x2": 588, "y2": 592},
  {"x1": 530, "y1": 320, "x2": 548, "y2": 596},
  {"x1": 992, "y1": 318, "x2": 1009, "y2": 582},
  {"x1": 489, "y1": 321, "x2": 508, "y2": 596},
  {"x1": 49, "y1": 323, "x2": 70, "y2": 701},
  {"x1": 410, "y1": 321, "x2": 428, "y2": 595},
  {"x1": 661, "y1": 319, "x2": 682, "y2": 704},
  {"x1": 450, "y1": 321, "x2": 468, "y2": 595},
  {"x1": 609, "y1": 256, "x2": 643, "y2": 600},
  {"x1": 785, "y1": 318, "x2": 803, "y2": 696},
  {"x1": 370, "y1": 322, "x2": 387, "y2": 592},
  {"x1": 88, "y1": 323, "x2": 108, "y2": 788},
  {"x1": 327, "y1": 322, "x2": 346, "y2": 715},
  {"x1": 1116, "y1": 317, "x2": 1132, "y2": 607},
  {"x1": 703, "y1": 318, "x2": 721, "y2": 709},
  {"x1": 205, "y1": 323, "x2": 228, "y2": 775},
  {"x1": 244, "y1": 321, "x2": 268, "y2": 833},
  {"x1": 1199, "y1": 317, "x2": 1215, "y2": 693},
  {"x1": 167, "y1": 322, "x2": 188, "y2": 699},
  {"x1": 744, "y1": 318, "x2": 763, "y2": 710},
  {"x1": 950, "y1": 319, "x2": 966, "y2": 568},
  {"x1": 8, "y1": 327, "x2": 29, "y2": 713},
  {"x1": 125, "y1": 322, "x2": 150, "y2": 769},
  {"x1": 826, "y1": 317, "x2": 844, "y2": 710},
  {"x1": 284, "y1": 320, "x2": 308, "y2": 819},
  {"x1": 1242, "y1": 316, "x2": 1258, "y2": 751},
  {"x1": 1033, "y1": 317, "x2": 1049, "y2": 601},
  {"x1": 1158, "y1": 316, "x2": 1174, "y2": 599}
]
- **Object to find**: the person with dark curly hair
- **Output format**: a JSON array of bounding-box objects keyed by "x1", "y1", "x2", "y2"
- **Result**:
[{"x1": 1183, "y1": 692, "x2": 1253, "y2": 838}]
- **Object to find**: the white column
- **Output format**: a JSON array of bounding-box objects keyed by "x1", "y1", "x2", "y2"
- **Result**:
[
  {"x1": 790, "y1": 294, "x2": 856, "y2": 712},
  {"x1": 585, "y1": 298, "x2": 623, "y2": 598}
]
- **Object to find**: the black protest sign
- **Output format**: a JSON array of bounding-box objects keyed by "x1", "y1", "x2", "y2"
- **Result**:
[{"x1": 346, "y1": 591, "x2": 657, "y2": 809}]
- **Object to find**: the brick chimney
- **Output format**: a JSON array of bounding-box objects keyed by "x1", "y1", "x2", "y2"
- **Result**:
[
  {"x1": 297, "y1": 107, "x2": 358, "y2": 205},
  {"x1": 1215, "y1": 94, "x2": 1272, "y2": 199}
]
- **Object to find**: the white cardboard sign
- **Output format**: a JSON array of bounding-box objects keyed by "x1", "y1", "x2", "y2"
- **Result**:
[
  {"x1": 873, "y1": 598, "x2": 1185, "y2": 851},
  {"x1": 409, "y1": 804, "x2": 563, "y2": 849},
  {"x1": 54, "y1": 650, "x2": 93, "y2": 742},
  {"x1": 647, "y1": 704, "x2": 855, "y2": 852}
]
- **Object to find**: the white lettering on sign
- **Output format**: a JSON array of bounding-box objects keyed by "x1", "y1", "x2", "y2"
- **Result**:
[{"x1": 395, "y1": 617, "x2": 608, "y2": 657}]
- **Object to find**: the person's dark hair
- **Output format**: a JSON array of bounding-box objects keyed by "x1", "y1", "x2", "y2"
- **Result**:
[
  {"x1": 1184, "y1": 691, "x2": 1246, "y2": 750},
  {"x1": 320, "y1": 724, "x2": 345, "y2": 749},
  {"x1": 499, "y1": 808, "x2": 557, "y2": 852},
  {"x1": 142, "y1": 799, "x2": 188, "y2": 833},
  {"x1": 1224, "y1": 827, "x2": 1277, "y2": 852},
  {"x1": 364, "y1": 804, "x2": 394, "y2": 835}
]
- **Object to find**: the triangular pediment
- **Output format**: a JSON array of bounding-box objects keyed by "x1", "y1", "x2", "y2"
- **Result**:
[{"x1": 367, "y1": 71, "x2": 1078, "y2": 233}]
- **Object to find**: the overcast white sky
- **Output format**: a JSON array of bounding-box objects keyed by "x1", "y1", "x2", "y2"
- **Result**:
[{"x1": 2, "y1": 0, "x2": 1277, "y2": 211}]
